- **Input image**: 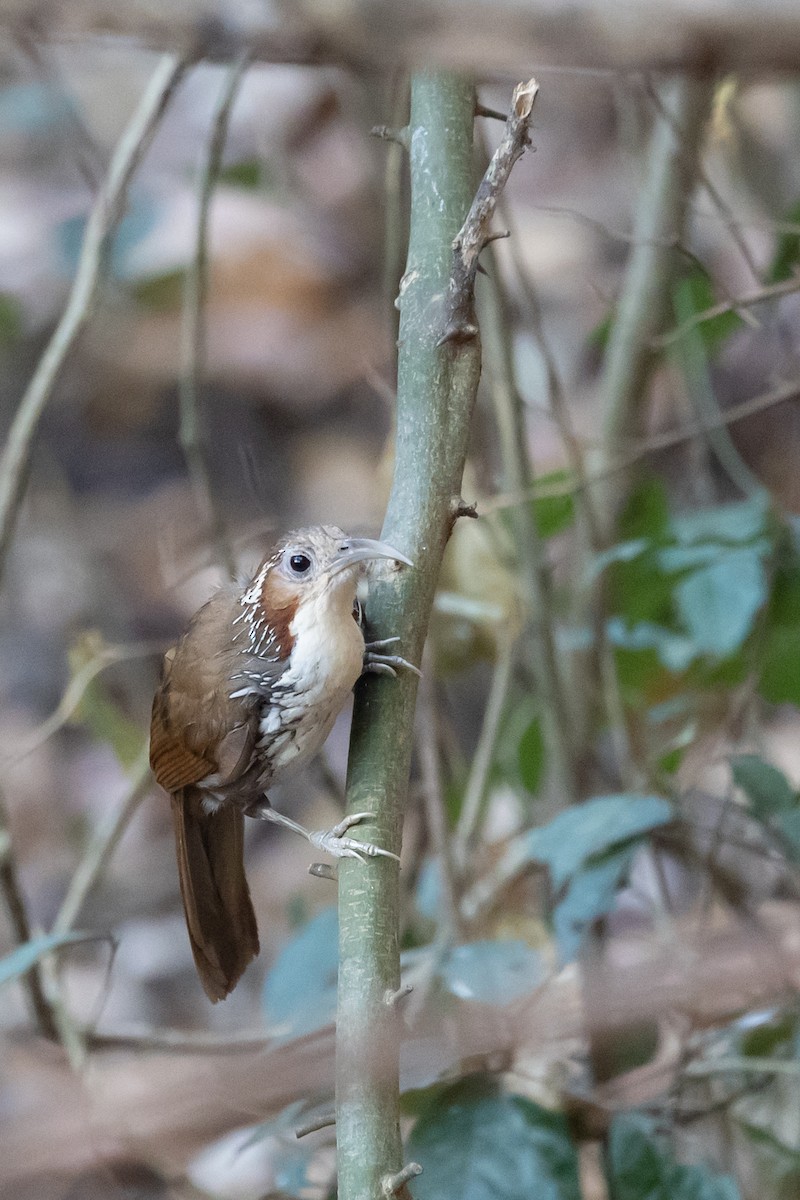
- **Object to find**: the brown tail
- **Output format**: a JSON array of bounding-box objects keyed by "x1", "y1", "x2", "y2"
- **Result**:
[{"x1": 171, "y1": 789, "x2": 260, "y2": 1002}]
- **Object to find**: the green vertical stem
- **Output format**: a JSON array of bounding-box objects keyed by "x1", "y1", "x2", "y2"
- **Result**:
[
  {"x1": 577, "y1": 76, "x2": 713, "y2": 785},
  {"x1": 479, "y1": 266, "x2": 578, "y2": 805},
  {"x1": 594, "y1": 75, "x2": 713, "y2": 541},
  {"x1": 336, "y1": 72, "x2": 481, "y2": 1200}
]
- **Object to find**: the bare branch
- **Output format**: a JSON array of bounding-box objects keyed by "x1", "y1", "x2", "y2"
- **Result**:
[
  {"x1": 438, "y1": 78, "x2": 538, "y2": 345},
  {"x1": 6, "y1": 1, "x2": 800, "y2": 73},
  {"x1": 452, "y1": 639, "x2": 515, "y2": 874},
  {"x1": 52, "y1": 749, "x2": 151, "y2": 936},
  {"x1": 83, "y1": 1027, "x2": 274, "y2": 1054},
  {"x1": 483, "y1": 373, "x2": 800, "y2": 516},
  {"x1": 0, "y1": 55, "x2": 187, "y2": 588},
  {"x1": 653, "y1": 271, "x2": 800, "y2": 349},
  {"x1": 0, "y1": 789, "x2": 60, "y2": 1040},
  {"x1": 10, "y1": 639, "x2": 163, "y2": 762},
  {"x1": 179, "y1": 54, "x2": 250, "y2": 580}
]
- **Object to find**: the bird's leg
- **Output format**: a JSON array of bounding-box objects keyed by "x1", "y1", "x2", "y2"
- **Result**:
[
  {"x1": 244, "y1": 799, "x2": 400, "y2": 863},
  {"x1": 362, "y1": 637, "x2": 421, "y2": 678}
]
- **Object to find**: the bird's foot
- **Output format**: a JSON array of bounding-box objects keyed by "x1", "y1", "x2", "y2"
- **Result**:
[
  {"x1": 363, "y1": 638, "x2": 421, "y2": 678},
  {"x1": 244, "y1": 802, "x2": 399, "y2": 865},
  {"x1": 307, "y1": 812, "x2": 400, "y2": 863}
]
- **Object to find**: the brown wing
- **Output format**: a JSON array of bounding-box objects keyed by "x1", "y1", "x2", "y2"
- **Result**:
[
  {"x1": 150, "y1": 695, "x2": 216, "y2": 792},
  {"x1": 150, "y1": 587, "x2": 284, "y2": 796},
  {"x1": 172, "y1": 788, "x2": 259, "y2": 1001}
]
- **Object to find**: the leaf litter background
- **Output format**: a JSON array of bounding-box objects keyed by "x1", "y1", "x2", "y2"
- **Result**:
[{"x1": 0, "y1": 39, "x2": 800, "y2": 1200}]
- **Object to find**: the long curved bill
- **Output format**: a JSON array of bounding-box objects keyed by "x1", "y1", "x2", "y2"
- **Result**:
[{"x1": 329, "y1": 537, "x2": 413, "y2": 575}]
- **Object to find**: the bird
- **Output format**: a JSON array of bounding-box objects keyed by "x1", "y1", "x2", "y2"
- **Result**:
[{"x1": 150, "y1": 525, "x2": 415, "y2": 1001}]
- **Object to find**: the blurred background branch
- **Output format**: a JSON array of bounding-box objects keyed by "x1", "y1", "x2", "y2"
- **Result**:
[{"x1": 4, "y1": 0, "x2": 800, "y2": 71}]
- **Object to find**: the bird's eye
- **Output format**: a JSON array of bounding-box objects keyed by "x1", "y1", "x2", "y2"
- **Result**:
[{"x1": 289, "y1": 553, "x2": 312, "y2": 575}]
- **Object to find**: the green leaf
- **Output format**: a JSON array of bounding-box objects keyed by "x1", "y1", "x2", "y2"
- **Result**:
[
  {"x1": 731, "y1": 755, "x2": 797, "y2": 817},
  {"x1": 219, "y1": 158, "x2": 262, "y2": 189},
  {"x1": 0, "y1": 931, "x2": 102, "y2": 987},
  {"x1": 760, "y1": 623, "x2": 800, "y2": 705},
  {"x1": 440, "y1": 940, "x2": 546, "y2": 1004},
  {"x1": 657, "y1": 544, "x2": 728, "y2": 572},
  {"x1": 408, "y1": 1077, "x2": 580, "y2": 1200},
  {"x1": 513, "y1": 796, "x2": 673, "y2": 962},
  {"x1": 670, "y1": 495, "x2": 770, "y2": 546},
  {"x1": 619, "y1": 477, "x2": 671, "y2": 542},
  {"x1": 532, "y1": 472, "x2": 576, "y2": 539},
  {"x1": 262, "y1": 907, "x2": 338, "y2": 1041},
  {"x1": 673, "y1": 545, "x2": 768, "y2": 657},
  {"x1": 495, "y1": 694, "x2": 542, "y2": 799},
  {"x1": 768, "y1": 199, "x2": 800, "y2": 283},
  {"x1": 759, "y1": 563, "x2": 800, "y2": 705},
  {"x1": 774, "y1": 808, "x2": 800, "y2": 861},
  {"x1": 606, "y1": 1112, "x2": 666, "y2": 1200},
  {"x1": 606, "y1": 1113, "x2": 741, "y2": 1200},
  {"x1": 608, "y1": 542, "x2": 674, "y2": 630},
  {"x1": 671, "y1": 270, "x2": 743, "y2": 355},
  {"x1": 591, "y1": 540, "x2": 651, "y2": 579},
  {"x1": 518, "y1": 717, "x2": 545, "y2": 794},
  {"x1": 739, "y1": 1011, "x2": 796, "y2": 1059},
  {"x1": 607, "y1": 618, "x2": 697, "y2": 673},
  {"x1": 0, "y1": 293, "x2": 22, "y2": 346},
  {"x1": 133, "y1": 268, "x2": 184, "y2": 311},
  {"x1": 554, "y1": 844, "x2": 637, "y2": 960},
  {"x1": 522, "y1": 795, "x2": 673, "y2": 890},
  {"x1": 614, "y1": 644, "x2": 664, "y2": 696},
  {"x1": 669, "y1": 1164, "x2": 740, "y2": 1200},
  {"x1": 587, "y1": 310, "x2": 613, "y2": 354}
]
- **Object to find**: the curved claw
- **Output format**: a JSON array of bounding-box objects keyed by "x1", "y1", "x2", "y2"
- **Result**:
[
  {"x1": 307, "y1": 812, "x2": 400, "y2": 862},
  {"x1": 364, "y1": 661, "x2": 398, "y2": 677},
  {"x1": 308, "y1": 831, "x2": 400, "y2": 862},
  {"x1": 362, "y1": 650, "x2": 422, "y2": 678}
]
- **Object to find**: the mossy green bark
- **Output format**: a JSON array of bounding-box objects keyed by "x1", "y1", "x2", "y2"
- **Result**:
[{"x1": 336, "y1": 72, "x2": 481, "y2": 1200}]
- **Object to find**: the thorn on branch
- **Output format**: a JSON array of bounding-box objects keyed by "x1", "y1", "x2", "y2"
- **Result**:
[
  {"x1": 382, "y1": 1163, "x2": 423, "y2": 1196},
  {"x1": 384, "y1": 982, "x2": 414, "y2": 1007},
  {"x1": 309, "y1": 862, "x2": 337, "y2": 882},
  {"x1": 295, "y1": 1110, "x2": 336, "y2": 1139},
  {"x1": 436, "y1": 318, "x2": 480, "y2": 347},
  {"x1": 450, "y1": 497, "x2": 479, "y2": 524},
  {"x1": 475, "y1": 103, "x2": 508, "y2": 122},
  {"x1": 371, "y1": 124, "x2": 410, "y2": 149},
  {"x1": 483, "y1": 230, "x2": 511, "y2": 247}
]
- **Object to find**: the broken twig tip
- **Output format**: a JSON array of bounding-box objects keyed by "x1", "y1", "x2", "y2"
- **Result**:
[
  {"x1": 371, "y1": 124, "x2": 409, "y2": 149},
  {"x1": 513, "y1": 78, "x2": 540, "y2": 119},
  {"x1": 382, "y1": 1163, "x2": 423, "y2": 1196},
  {"x1": 384, "y1": 982, "x2": 414, "y2": 1007}
]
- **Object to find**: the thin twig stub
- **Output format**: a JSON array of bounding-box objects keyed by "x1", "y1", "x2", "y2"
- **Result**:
[{"x1": 438, "y1": 76, "x2": 539, "y2": 346}]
